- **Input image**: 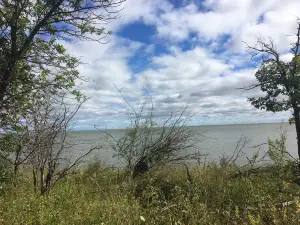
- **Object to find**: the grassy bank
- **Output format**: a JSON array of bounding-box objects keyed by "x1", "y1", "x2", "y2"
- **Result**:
[{"x1": 1, "y1": 161, "x2": 300, "y2": 225}]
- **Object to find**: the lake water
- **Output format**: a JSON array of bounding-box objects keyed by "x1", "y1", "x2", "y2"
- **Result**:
[{"x1": 65, "y1": 123, "x2": 298, "y2": 168}]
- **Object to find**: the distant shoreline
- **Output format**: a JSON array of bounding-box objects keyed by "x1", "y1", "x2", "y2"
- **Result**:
[
  {"x1": 72, "y1": 121, "x2": 289, "y2": 132},
  {"x1": 192, "y1": 121, "x2": 289, "y2": 127}
]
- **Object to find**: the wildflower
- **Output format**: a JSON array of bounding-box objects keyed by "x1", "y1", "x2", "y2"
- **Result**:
[
  {"x1": 140, "y1": 216, "x2": 146, "y2": 222},
  {"x1": 296, "y1": 200, "x2": 300, "y2": 213}
]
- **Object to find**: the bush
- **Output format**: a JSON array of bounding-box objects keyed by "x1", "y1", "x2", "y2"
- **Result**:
[
  {"x1": 111, "y1": 99, "x2": 200, "y2": 178},
  {"x1": 0, "y1": 159, "x2": 14, "y2": 195}
]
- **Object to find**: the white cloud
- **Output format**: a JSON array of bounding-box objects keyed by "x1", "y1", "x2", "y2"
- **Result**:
[
  {"x1": 229, "y1": 2, "x2": 300, "y2": 52},
  {"x1": 108, "y1": 0, "x2": 173, "y2": 31},
  {"x1": 132, "y1": 46, "x2": 275, "y2": 124},
  {"x1": 153, "y1": 0, "x2": 300, "y2": 51},
  {"x1": 60, "y1": 35, "x2": 147, "y2": 127},
  {"x1": 59, "y1": 0, "x2": 300, "y2": 129}
]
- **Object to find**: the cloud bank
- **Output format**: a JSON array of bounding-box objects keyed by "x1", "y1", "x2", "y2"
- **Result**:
[{"x1": 65, "y1": 0, "x2": 300, "y2": 129}]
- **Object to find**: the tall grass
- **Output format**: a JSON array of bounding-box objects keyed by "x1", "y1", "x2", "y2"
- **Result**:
[{"x1": 1, "y1": 161, "x2": 300, "y2": 225}]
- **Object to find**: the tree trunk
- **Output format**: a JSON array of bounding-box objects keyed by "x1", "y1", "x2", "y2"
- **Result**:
[
  {"x1": 294, "y1": 107, "x2": 300, "y2": 160},
  {"x1": 45, "y1": 170, "x2": 53, "y2": 194},
  {"x1": 32, "y1": 168, "x2": 37, "y2": 193},
  {"x1": 13, "y1": 145, "x2": 22, "y2": 176},
  {"x1": 0, "y1": 68, "x2": 12, "y2": 103},
  {"x1": 132, "y1": 156, "x2": 150, "y2": 179},
  {"x1": 40, "y1": 167, "x2": 46, "y2": 194}
]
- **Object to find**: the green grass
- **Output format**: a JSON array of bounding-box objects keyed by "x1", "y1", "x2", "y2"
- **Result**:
[{"x1": 1, "y1": 162, "x2": 300, "y2": 224}]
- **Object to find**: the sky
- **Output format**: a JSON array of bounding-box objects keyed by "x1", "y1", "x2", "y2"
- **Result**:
[{"x1": 63, "y1": 0, "x2": 300, "y2": 130}]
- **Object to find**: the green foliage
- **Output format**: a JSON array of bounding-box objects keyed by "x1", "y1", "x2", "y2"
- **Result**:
[
  {"x1": 0, "y1": 0, "x2": 122, "y2": 187},
  {"x1": 0, "y1": 159, "x2": 13, "y2": 194},
  {"x1": 248, "y1": 59, "x2": 299, "y2": 112},
  {"x1": 268, "y1": 133, "x2": 290, "y2": 166},
  {"x1": 0, "y1": 0, "x2": 122, "y2": 127},
  {"x1": 0, "y1": 133, "x2": 25, "y2": 192},
  {"x1": 289, "y1": 116, "x2": 295, "y2": 125},
  {"x1": 246, "y1": 32, "x2": 300, "y2": 159},
  {"x1": 0, "y1": 133, "x2": 20, "y2": 154},
  {"x1": 0, "y1": 135, "x2": 17, "y2": 193},
  {"x1": 1, "y1": 162, "x2": 300, "y2": 224}
]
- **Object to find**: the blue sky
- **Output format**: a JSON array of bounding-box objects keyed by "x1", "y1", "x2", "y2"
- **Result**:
[{"x1": 62, "y1": 0, "x2": 300, "y2": 130}]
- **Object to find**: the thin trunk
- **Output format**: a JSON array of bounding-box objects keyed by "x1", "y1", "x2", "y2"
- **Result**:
[
  {"x1": 184, "y1": 163, "x2": 193, "y2": 184},
  {"x1": 13, "y1": 145, "x2": 22, "y2": 176},
  {"x1": 32, "y1": 168, "x2": 37, "y2": 193},
  {"x1": 40, "y1": 167, "x2": 46, "y2": 194},
  {"x1": 13, "y1": 164, "x2": 18, "y2": 177},
  {"x1": 0, "y1": 68, "x2": 13, "y2": 102},
  {"x1": 294, "y1": 107, "x2": 300, "y2": 160},
  {"x1": 45, "y1": 169, "x2": 52, "y2": 193}
]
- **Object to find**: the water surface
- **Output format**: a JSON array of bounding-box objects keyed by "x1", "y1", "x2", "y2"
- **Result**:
[{"x1": 65, "y1": 123, "x2": 297, "y2": 167}]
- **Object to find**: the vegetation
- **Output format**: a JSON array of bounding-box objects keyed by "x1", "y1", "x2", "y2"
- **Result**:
[
  {"x1": 1, "y1": 151, "x2": 300, "y2": 224},
  {"x1": 245, "y1": 21, "x2": 300, "y2": 159},
  {"x1": 0, "y1": 0, "x2": 124, "y2": 138},
  {"x1": 104, "y1": 95, "x2": 202, "y2": 178},
  {"x1": 0, "y1": 129, "x2": 300, "y2": 225},
  {"x1": 0, "y1": 0, "x2": 125, "y2": 196},
  {"x1": 0, "y1": 0, "x2": 123, "y2": 195},
  {"x1": 1, "y1": 1, "x2": 300, "y2": 224},
  {"x1": 0, "y1": 0, "x2": 123, "y2": 109}
]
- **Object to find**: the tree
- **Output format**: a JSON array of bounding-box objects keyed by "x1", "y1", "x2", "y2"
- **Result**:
[
  {"x1": 27, "y1": 93, "x2": 99, "y2": 195},
  {"x1": 0, "y1": 0, "x2": 124, "y2": 123},
  {"x1": 100, "y1": 94, "x2": 203, "y2": 178},
  {"x1": 0, "y1": 0, "x2": 125, "y2": 190},
  {"x1": 245, "y1": 21, "x2": 300, "y2": 159},
  {"x1": 0, "y1": 88, "x2": 100, "y2": 195}
]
